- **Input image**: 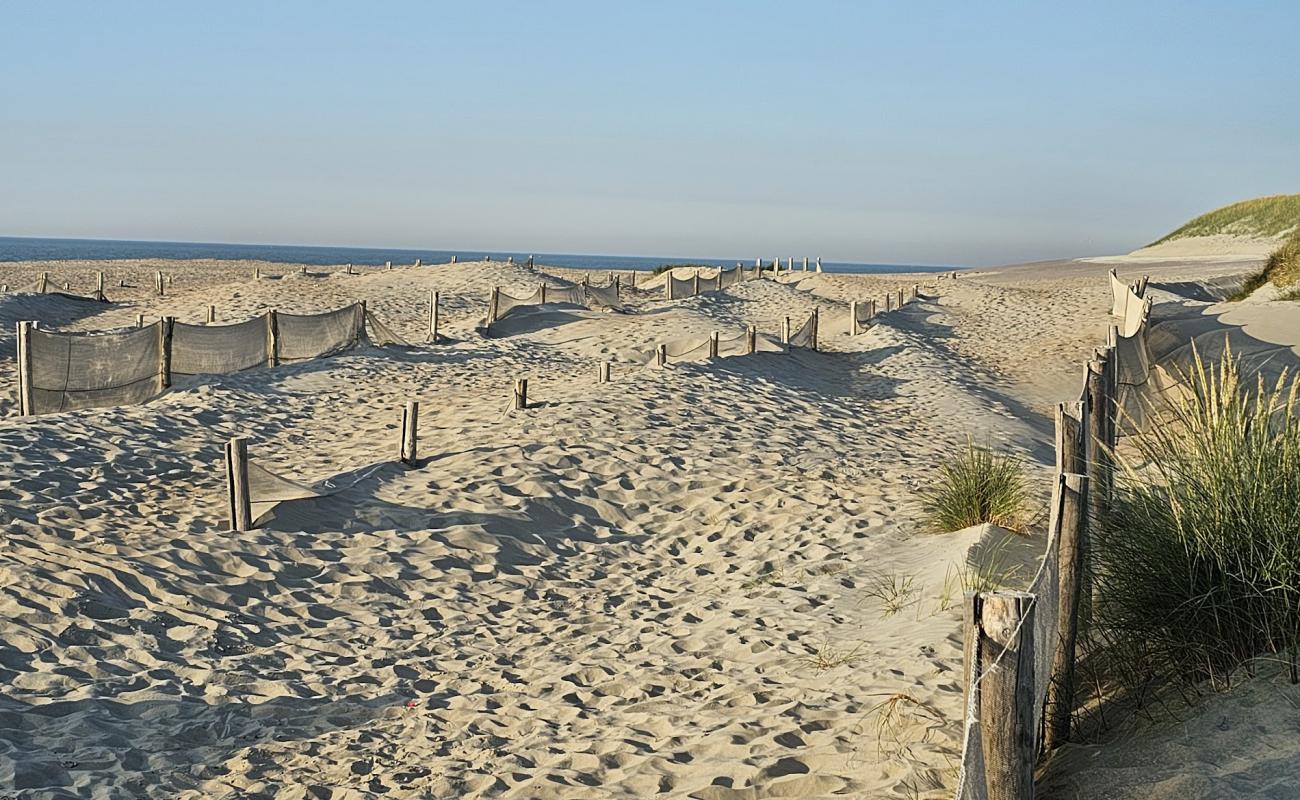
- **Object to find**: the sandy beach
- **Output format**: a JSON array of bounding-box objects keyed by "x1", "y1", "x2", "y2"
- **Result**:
[{"x1": 0, "y1": 253, "x2": 1282, "y2": 798}]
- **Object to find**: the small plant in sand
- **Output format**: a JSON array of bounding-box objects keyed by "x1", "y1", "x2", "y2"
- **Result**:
[
  {"x1": 922, "y1": 441, "x2": 1028, "y2": 532},
  {"x1": 798, "y1": 641, "x2": 868, "y2": 673},
  {"x1": 1092, "y1": 347, "x2": 1300, "y2": 691},
  {"x1": 741, "y1": 564, "x2": 786, "y2": 590},
  {"x1": 863, "y1": 570, "x2": 922, "y2": 618}
]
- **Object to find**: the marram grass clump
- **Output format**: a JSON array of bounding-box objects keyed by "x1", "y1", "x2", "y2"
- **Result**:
[
  {"x1": 923, "y1": 442, "x2": 1029, "y2": 532},
  {"x1": 1093, "y1": 347, "x2": 1300, "y2": 689}
]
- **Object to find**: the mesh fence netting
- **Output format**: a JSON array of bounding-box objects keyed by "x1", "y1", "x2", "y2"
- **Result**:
[
  {"x1": 24, "y1": 303, "x2": 396, "y2": 415},
  {"x1": 788, "y1": 311, "x2": 817, "y2": 349}
]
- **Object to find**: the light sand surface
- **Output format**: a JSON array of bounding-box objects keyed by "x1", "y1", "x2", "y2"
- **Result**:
[
  {"x1": 0, "y1": 254, "x2": 1287, "y2": 798},
  {"x1": 1126, "y1": 234, "x2": 1284, "y2": 258}
]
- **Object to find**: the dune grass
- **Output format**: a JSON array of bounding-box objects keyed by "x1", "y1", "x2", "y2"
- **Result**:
[
  {"x1": 1149, "y1": 193, "x2": 1300, "y2": 246},
  {"x1": 1227, "y1": 231, "x2": 1300, "y2": 300},
  {"x1": 651, "y1": 263, "x2": 715, "y2": 276},
  {"x1": 1092, "y1": 348, "x2": 1300, "y2": 690},
  {"x1": 923, "y1": 441, "x2": 1028, "y2": 532}
]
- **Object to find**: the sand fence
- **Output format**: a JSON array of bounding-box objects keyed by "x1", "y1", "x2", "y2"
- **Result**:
[
  {"x1": 15, "y1": 302, "x2": 410, "y2": 416},
  {"x1": 484, "y1": 278, "x2": 625, "y2": 333}
]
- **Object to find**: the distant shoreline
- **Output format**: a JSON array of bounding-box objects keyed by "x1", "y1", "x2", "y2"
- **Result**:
[{"x1": 0, "y1": 235, "x2": 957, "y2": 275}]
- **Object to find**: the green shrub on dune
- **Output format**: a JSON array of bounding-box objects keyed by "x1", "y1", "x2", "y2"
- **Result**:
[
  {"x1": 923, "y1": 441, "x2": 1029, "y2": 532},
  {"x1": 1093, "y1": 348, "x2": 1300, "y2": 690}
]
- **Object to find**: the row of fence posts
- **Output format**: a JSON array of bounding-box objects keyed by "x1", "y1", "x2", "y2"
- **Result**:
[{"x1": 961, "y1": 327, "x2": 1119, "y2": 799}]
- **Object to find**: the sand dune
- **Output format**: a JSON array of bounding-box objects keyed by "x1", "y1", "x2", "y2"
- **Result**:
[{"x1": 0, "y1": 255, "x2": 1282, "y2": 798}]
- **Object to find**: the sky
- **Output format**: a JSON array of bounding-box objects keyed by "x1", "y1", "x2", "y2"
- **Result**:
[{"x1": 2, "y1": 2, "x2": 1299, "y2": 266}]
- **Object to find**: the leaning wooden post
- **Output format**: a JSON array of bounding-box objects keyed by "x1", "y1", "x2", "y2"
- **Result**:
[
  {"x1": 428, "y1": 290, "x2": 439, "y2": 343},
  {"x1": 811, "y1": 307, "x2": 820, "y2": 351},
  {"x1": 159, "y1": 317, "x2": 174, "y2": 389},
  {"x1": 207, "y1": 304, "x2": 216, "y2": 324},
  {"x1": 976, "y1": 590, "x2": 1036, "y2": 800},
  {"x1": 1085, "y1": 357, "x2": 1109, "y2": 522},
  {"x1": 598, "y1": 361, "x2": 611, "y2": 384},
  {"x1": 782, "y1": 316, "x2": 791, "y2": 344},
  {"x1": 849, "y1": 301, "x2": 859, "y2": 335},
  {"x1": 708, "y1": 331, "x2": 720, "y2": 358},
  {"x1": 225, "y1": 436, "x2": 253, "y2": 532},
  {"x1": 656, "y1": 344, "x2": 667, "y2": 367},
  {"x1": 15, "y1": 322, "x2": 34, "y2": 416},
  {"x1": 746, "y1": 325, "x2": 757, "y2": 354},
  {"x1": 400, "y1": 401, "x2": 419, "y2": 465},
  {"x1": 265, "y1": 310, "x2": 279, "y2": 367},
  {"x1": 1045, "y1": 470, "x2": 1088, "y2": 751},
  {"x1": 513, "y1": 378, "x2": 528, "y2": 410}
]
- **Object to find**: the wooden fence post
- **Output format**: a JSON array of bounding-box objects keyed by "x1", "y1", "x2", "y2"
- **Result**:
[
  {"x1": 134, "y1": 313, "x2": 144, "y2": 328},
  {"x1": 513, "y1": 378, "x2": 528, "y2": 410},
  {"x1": 850, "y1": 301, "x2": 859, "y2": 335},
  {"x1": 96, "y1": 271, "x2": 105, "y2": 300},
  {"x1": 976, "y1": 591, "x2": 1036, "y2": 799},
  {"x1": 207, "y1": 305, "x2": 216, "y2": 324},
  {"x1": 666, "y1": 273, "x2": 674, "y2": 300},
  {"x1": 266, "y1": 310, "x2": 279, "y2": 367},
  {"x1": 815, "y1": 256, "x2": 822, "y2": 272},
  {"x1": 656, "y1": 344, "x2": 667, "y2": 367},
  {"x1": 428, "y1": 290, "x2": 439, "y2": 343},
  {"x1": 1045, "y1": 471, "x2": 1088, "y2": 751},
  {"x1": 451, "y1": 254, "x2": 458, "y2": 264},
  {"x1": 156, "y1": 270, "x2": 164, "y2": 296},
  {"x1": 225, "y1": 436, "x2": 253, "y2": 532},
  {"x1": 38, "y1": 272, "x2": 49, "y2": 292},
  {"x1": 693, "y1": 270, "x2": 701, "y2": 296},
  {"x1": 400, "y1": 401, "x2": 419, "y2": 465},
  {"x1": 159, "y1": 317, "x2": 174, "y2": 389},
  {"x1": 897, "y1": 288, "x2": 904, "y2": 308},
  {"x1": 913, "y1": 283, "x2": 920, "y2": 300},
  {"x1": 782, "y1": 316, "x2": 791, "y2": 344},
  {"x1": 254, "y1": 266, "x2": 261, "y2": 280},
  {"x1": 885, "y1": 293, "x2": 893, "y2": 312},
  {"x1": 811, "y1": 307, "x2": 819, "y2": 351},
  {"x1": 746, "y1": 325, "x2": 757, "y2": 354},
  {"x1": 1085, "y1": 358, "x2": 1109, "y2": 522},
  {"x1": 488, "y1": 287, "x2": 500, "y2": 324},
  {"x1": 598, "y1": 361, "x2": 611, "y2": 383},
  {"x1": 709, "y1": 331, "x2": 720, "y2": 358},
  {"x1": 15, "y1": 322, "x2": 33, "y2": 416},
  {"x1": 803, "y1": 256, "x2": 809, "y2": 271}
]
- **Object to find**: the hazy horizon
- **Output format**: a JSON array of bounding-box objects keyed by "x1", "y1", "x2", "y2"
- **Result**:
[{"x1": 4, "y1": 1, "x2": 1299, "y2": 266}]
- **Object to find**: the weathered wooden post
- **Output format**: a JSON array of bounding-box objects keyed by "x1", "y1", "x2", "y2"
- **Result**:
[
  {"x1": 526, "y1": 255, "x2": 533, "y2": 269},
  {"x1": 155, "y1": 270, "x2": 164, "y2": 296},
  {"x1": 15, "y1": 322, "x2": 34, "y2": 416},
  {"x1": 225, "y1": 436, "x2": 253, "y2": 532},
  {"x1": 815, "y1": 256, "x2": 822, "y2": 272},
  {"x1": 598, "y1": 361, "x2": 611, "y2": 383},
  {"x1": 414, "y1": 258, "x2": 422, "y2": 267},
  {"x1": 666, "y1": 273, "x2": 674, "y2": 300},
  {"x1": 428, "y1": 290, "x2": 439, "y2": 343},
  {"x1": 38, "y1": 272, "x2": 49, "y2": 292},
  {"x1": 656, "y1": 344, "x2": 667, "y2": 367},
  {"x1": 254, "y1": 266, "x2": 261, "y2": 280},
  {"x1": 513, "y1": 379, "x2": 528, "y2": 410},
  {"x1": 811, "y1": 307, "x2": 820, "y2": 351},
  {"x1": 61, "y1": 281, "x2": 70, "y2": 291},
  {"x1": 973, "y1": 590, "x2": 1037, "y2": 799},
  {"x1": 628, "y1": 270, "x2": 636, "y2": 288},
  {"x1": 709, "y1": 331, "x2": 720, "y2": 358},
  {"x1": 451, "y1": 254, "x2": 458, "y2": 264},
  {"x1": 302, "y1": 265, "x2": 308, "y2": 275},
  {"x1": 488, "y1": 287, "x2": 501, "y2": 324},
  {"x1": 540, "y1": 284, "x2": 548, "y2": 305},
  {"x1": 266, "y1": 310, "x2": 279, "y2": 367},
  {"x1": 400, "y1": 401, "x2": 419, "y2": 465},
  {"x1": 207, "y1": 304, "x2": 216, "y2": 324},
  {"x1": 913, "y1": 283, "x2": 920, "y2": 300},
  {"x1": 136, "y1": 313, "x2": 145, "y2": 328},
  {"x1": 96, "y1": 271, "x2": 106, "y2": 300},
  {"x1": 746, "y1": 325, "x2": 757, "y2": 354},
  {"x1": 782, "y1": 316, "x2": 791, "y2": 344},
  {"x1": 159, "y1": 317, "x2": 174, "y2": 389},
  {"x1": 803, "y1": 256, "x2": 809, "y2": 272},
  {"x1": 1085, "y1": 357, "x2": 1109, "y2": 521},
  {"x1": 507, "y1": 256, "x2": 514, "y2": 265},
  {"x1": 849, "y1": 301, "x2": 859, "y2": 335},
  {"x1": 693, "y1": 270, "x2": 701, "y2": 296},
  {"x1": 1045, "y1": 468, "x2": 1088, "y2": 751},
  {"x1": 885, "y1": 293, "x2": 893, "y2": 312},
  {"x1": 897, "y1": 289, "x2": 904, "y2": 309}
]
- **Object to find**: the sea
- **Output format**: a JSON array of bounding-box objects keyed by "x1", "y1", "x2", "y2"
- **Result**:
[{"x1": 0, "y1": 237, "x2": 955, "y2": 274}]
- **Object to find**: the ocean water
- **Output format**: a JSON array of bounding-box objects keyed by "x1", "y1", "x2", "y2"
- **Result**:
[{"x1": 0, "y1": 237, "x2": 954, "y2": 274}]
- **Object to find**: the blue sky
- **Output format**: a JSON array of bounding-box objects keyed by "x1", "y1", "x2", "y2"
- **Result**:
[{"x1": 3, "y1": 1, "x2": 1298, "y2": 265}]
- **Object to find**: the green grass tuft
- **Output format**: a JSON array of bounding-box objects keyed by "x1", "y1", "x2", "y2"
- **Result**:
[
  {"x1": 923, "y1": 441, "x2": 1029, "y2": 532},
  {"x1": 652, "y1": 263, "x2": 716, "y2": 276},
  {"x1": 1149, "y1": 193, "x2": 1300, "y2": 246},
  {"x1": 1092, "y1": 346, "x2": 1300, "y2": 690}
]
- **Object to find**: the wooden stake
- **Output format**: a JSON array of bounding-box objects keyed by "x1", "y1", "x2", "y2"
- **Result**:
[
  {"x1": 513, "y1": 378, "x2": 528, "y2": 410},
  {"x1": 136, "y1": 313, "x2": 145, "y2": 328},
  {"x1": 207, "y1": 304, "x2": 216, "y2": 324},
  {"x1": 255, "y1": 266, "x2": 261, "y2": 280},
  {"x1": 15, "y1": 322, "x2": 33, "y2": 416},
  {"x1": 540, "y1": 284, "x2": 548, "y2": 305},
  {"x1": 897, "y1": 288, "x2": 904, "y2": 308},
  {"x1": 451, "y1": 254, "x2": 457, "y2": 264},
  {"x1": 815, "y1": 256, "x2": 822, "y2": 272},
  {"x1": 400, "y1": 401, "x2": 419, "y2": 465},
  {"x1": 850, "y1": 301, "x2": 859, "y2": 335},
  {"x1": 428, "y1": 290, "x2": 439, "y2": 343},
  {"x1": 266, "y1": 310, "x2": 279, "y2": 367},
  {"x1": 693, "y1": 270, "x2": 700, "y2": 296},
  {"x1": 1045, "y1": 471, "x2": 1088, "y2": 750},
  {"x1": 709, "y1": 331, "x2": 720, "y2": 358},
  {"x1": 96, "y1": 271, "x2": 105, "y2": 300},
  {"x1": 782, "y1": 316, "x2": 791, "y2": 344},
  {"x1": 488, "y1": 287, "x2": 500, "y2": 324},
  {"x1": 1085, "y1": 358, "x2": 1109, "y2": 523},
  {"x1": 976, "y1": 591, "x2": 1036, "y2": 800},
  {"x1": 225, "y1": 436, "x2": 253, "y2": 532},
  {"x1": 159, "y1": 317, "x2": 174, "y2": 389},
  {"x1": 598, "y1": 361, "x2": 611, "y2": 383},
  {"x1": 666, "y1": 273, "x2": 674, "y2": 301},
  {"x1": 885, "y1": 294, "x2": 893, "y2": 312},
  {"x1": 39, "y1": 272, "x2": 49, "y2": 292},
  {"x1": 803, "y1": 256, "x2": 809, "y2": 271},
  {"x1": 811, "y1": 307, "x2": 820, "y2": 351},
  {"x1": 656, "y1": 344, "x2": 667, "y2": 367},
  {"x1": 746, "y1": 325, "x2": 757, "y2": 354}
]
